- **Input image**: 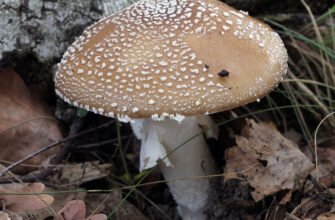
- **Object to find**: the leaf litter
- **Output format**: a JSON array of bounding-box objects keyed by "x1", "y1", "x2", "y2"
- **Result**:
[
  {"x1": 0, "y1": 69, "x2": 62, "y2": 174},
  {"x1": 0, "y1": 182, "x2": 53, "y2": 212},
  {"x1": 224, "y1": 119, "x2": 314, "y2": 202},
  {"x1": 56, "y1": 200, "x2": 106, "y2": 220},
  {"x1": 0, "y1": 70, "x2": 333, "y2": 219}
]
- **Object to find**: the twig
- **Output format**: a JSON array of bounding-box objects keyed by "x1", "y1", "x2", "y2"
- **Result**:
[
  {"x1": 0, "y1": 118, "x2": 115, "y2": 183},
  {"x1": 49, "y1": 117, "x2": 86, "y2": 165},
  {"x1": 241, "y1": 105, "x2": 261, "y2": 122},
  {"x1": 74, "y1": 135, "x2": 133, "y2": 150},
  {"x1": 0, "y1": 117, "x2": 83, "y2": 177}
]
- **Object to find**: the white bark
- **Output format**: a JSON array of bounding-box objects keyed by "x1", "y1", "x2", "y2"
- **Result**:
[{"x1": 131, "y1": 116, "x2": 218, "y2": 220}]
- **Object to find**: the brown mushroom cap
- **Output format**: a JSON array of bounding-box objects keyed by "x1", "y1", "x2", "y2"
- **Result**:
[{"x1": 55, "y1": 0, "x2": 288, "y2": 122}]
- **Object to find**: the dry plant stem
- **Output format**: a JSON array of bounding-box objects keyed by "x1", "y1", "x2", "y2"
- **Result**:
[
  {"x1": 74, "y1": 135, "x2": 132, "y2": 150},
  {"x1": 87, "y1": 194, "x2": 111, "y2": 219},
  {"x1": 287, "y1": 70, "x2": 329, "y2": 115},
  {"x1": 288, "y1": 41, "x2": 334, "y2": 70},
  {"x1": 313, "y1": 112, "x2": 335, "y2": 182},
  {"x1": 241, "y1": 105, "x2": 261, "y2": 122},
  {"x1": 266, "y1": 96, "x2": 288, "y2": 133},
  {"x1": 0, "y1": 164, "x2": 258, "y2": 196},
  {"x1": 331, "y1": 10, "x2": 335, "y2": 51},
  {"x1": 0, "y1": 116, "x2": 55, "y2": 137},
  {"x1": 0, "y1": 119, "x2": 115, "y2": 183},
  {"x1": 301, "y1": 0, "x2": 334, "y2": 110},
  {"x1": 300, "y1": 0, "x2": 335, "y2": 119},
  {"x1": 284, "y1": 80, "x2": 313, "y2": 142},
  {"x1": 132, "y1": 188, "x2": 173, "y2": 220},
  {"x1": 285, "y1": 213, "x2": 301, "y2": 220},
  {"x1": 287, "y1": 67, "x2": 335, "y2": 127},
  {"x1": 289, "y1": 36, "x2": 319, "y2": 94},
  {"x1": 0, "y1": 117, "x2": 83, "y2": 177},
  {"x1": 106, "y1": 174, "x2": 173, "y2": 219}
]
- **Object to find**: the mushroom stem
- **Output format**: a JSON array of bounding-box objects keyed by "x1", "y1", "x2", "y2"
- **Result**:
[{"x1": 131, "y1": 116, "x2": 218, "y2": 220}]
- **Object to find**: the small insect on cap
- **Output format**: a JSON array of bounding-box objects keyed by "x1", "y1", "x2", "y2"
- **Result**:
[{"x1": 55, "y1": 0, "x2": 288, "y2": 123}]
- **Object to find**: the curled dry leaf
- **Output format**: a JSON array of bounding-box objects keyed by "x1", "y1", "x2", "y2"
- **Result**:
[
  {"x1": 224, "y1": 119, "x2": 314, "y2": 202},
  {"x1": 56, "y1": 200, "x2": 107, "y2": 220},
  {"x1": 0, "y1": 69, "x2": 62, "y2": 174},
  {"x1": 0, "y1": 182, "x2": 54, "y2": 211}
]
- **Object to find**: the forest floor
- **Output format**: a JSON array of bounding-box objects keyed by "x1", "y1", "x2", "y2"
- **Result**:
[{"x1": 0, "y1": 0, "x2": 335, "y2": 219}]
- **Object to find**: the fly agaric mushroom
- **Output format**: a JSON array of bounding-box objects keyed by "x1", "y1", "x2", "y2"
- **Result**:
[{"x1": 55, "y1": 0, "x2": 288, "y2": 219}]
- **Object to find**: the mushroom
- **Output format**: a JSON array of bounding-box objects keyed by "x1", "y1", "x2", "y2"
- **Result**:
[{"x1": 54, "y1": 0, "x2": 288, "y2": 219}]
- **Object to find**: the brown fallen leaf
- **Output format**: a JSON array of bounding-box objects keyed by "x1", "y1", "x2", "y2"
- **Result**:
[
  {"x1": 316, "y1": 147, "x2": 335, "y2": 169},
  {"x1": 19, "y1": 189, "x2": 86, "y2": 220},
  {"x1": 59, "y1": 161, "x2": 112, "y2": 186},
  {"x1": 0, "y1": 182, "x2": 54, "y2": 212},
  {"x1": 287, "y1": 196, "x2": 334, "y2": 220},
  {"x1": 85, "y1": 192, "x2": 148, "y2": 220},
  {"x1": 56, "y1": 200, "x2": 86, "y2": 220},
  {"x1": 56, "y1": 200, "x2": 107, "y2": 220},
  {"x1": 318, "y1": 213, "x2": 335, "y2": 220},
  {"x1": 0, "y1": 69, "x2": 62, "y2": 174},
  {"x1": 224, "y1": 119, "x2": 314, "y2": 202},
  {"x1": 88, "y1": 214, "x2": 107, "y2": 220},
  {"x1": 0, "y1": 211, "x2": 10, "y2": 220},
  {"x1": 284, "y1": 128, "x2": 303, "y2": 145},
  {"x1": 17, "y1": 186, "x2": 147, "y2": 219}
]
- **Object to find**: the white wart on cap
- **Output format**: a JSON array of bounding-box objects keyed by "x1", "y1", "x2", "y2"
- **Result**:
[{"x1": 55, "y1": 0, "x2": 288, "y2": 122}]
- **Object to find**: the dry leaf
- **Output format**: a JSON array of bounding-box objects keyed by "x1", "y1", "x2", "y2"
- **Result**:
[
  {"x1": 0, "y1": 182, "x2": 54, "y2": 211},
  {"x1": 56, "y1": 200, "x2": 86, "y2": 220},
  {"x1": 224, "y1": 119, "x2": 314, "y2": 202},
  {"x1": 56, "y1": 200, "x2": 107, "y2": 220},
  {"x1": 59, "y1": 161, "x2": 112, "y2": 185},
  {"x1": 88, "y1": 214, "x2": 107, "y2": 220},
  {"x1": 17, "y1": 187, "x2": 147, "y2": 219},
  {"x1": 316, "y1": 147, "x2": 335, "y2": 167},
  {"x1": 85, "y1": 192, "x2": 148, "y2": 220},
  {"x1": 287, "y1": 196, "x2": 334, "y2": 220},
  {"x1": 0, "y1": 211, "x2": 10, "y2": 220},
  {"x1": 279, "y1": 190, "x2": 293, "y2": 205},
  {"x1": 329, "y1": 188, "x2": 335, "y2": 195},
  {"x1": 19, "y1": 189, "x2": 86, "y2": 220},
  {"x1": 284, "y1": 128, "x2": 302, "y2": 145},
  {"x1": 318, "y1": 213, "x2": 335, "y2": 220},
  {"x1": 0, "y1": 69, "x2": 62, "y2": 174}
]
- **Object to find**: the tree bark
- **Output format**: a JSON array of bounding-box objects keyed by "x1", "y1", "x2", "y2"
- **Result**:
[{"x1": 0, "y1": 0, "x2": 137, "y2": 69}]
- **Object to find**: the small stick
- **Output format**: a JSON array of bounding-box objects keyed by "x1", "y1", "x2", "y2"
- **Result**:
[
  {"x1": 74, "y1": 135, "x2": 132, "y2": 150},
  {"x1": 0, "y1": 118, "x2": 114, "y2": 178}
]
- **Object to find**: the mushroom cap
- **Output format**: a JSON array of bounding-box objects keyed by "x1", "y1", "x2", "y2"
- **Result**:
[{"x1": 55, "y1": 0, "x2": 288, "y2": 122}]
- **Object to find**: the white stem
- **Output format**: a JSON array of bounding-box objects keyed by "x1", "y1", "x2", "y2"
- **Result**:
[{"x1": 131, "y1": 116, "x2": 218, "y2": 220}]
